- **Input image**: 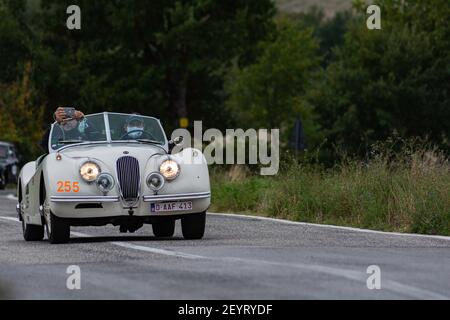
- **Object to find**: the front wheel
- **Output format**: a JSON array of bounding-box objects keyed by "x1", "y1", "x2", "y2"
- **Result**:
[
  {"x1": 46, "y1": 212, "x2": 70, "y2": 244},
  {"x1": 22, "y1": 218, "x2": 44, "y2": 241},
  {"x1": 152, "y1": 219, "x2": 175, "y2": 237},
  {"x1": 181, "y1": 212, "x2": 206, "y2": 240}
]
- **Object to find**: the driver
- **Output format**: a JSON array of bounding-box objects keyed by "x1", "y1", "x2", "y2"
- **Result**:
[
  {"x1": 40, "y1": 107, "x2": 86, "y2": 152},
  {"x1": 122, "y1": 114, "x2": 145, "y2": 139},
  {"x1": 118, "y1": 113, "x2": 161, "y2": 143}
]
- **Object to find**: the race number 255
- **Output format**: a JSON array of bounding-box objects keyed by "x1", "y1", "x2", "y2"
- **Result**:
[{"x1": 57, "y1": 181, "x2": 80, "y2": 193}]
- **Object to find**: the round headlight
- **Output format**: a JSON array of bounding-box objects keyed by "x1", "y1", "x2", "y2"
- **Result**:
[
  {"x1": 96, "y1": 173, "x2": 115, "y2": 193},
  {"x1": 80, "y1": 162, "x2": 101, "y2": 182},
  {"x1": 159, "y1": 159, "x2": 180, "y2": 181},
  {"x1": 146, "y1": 172, "x2": 165, "y2": 191}
]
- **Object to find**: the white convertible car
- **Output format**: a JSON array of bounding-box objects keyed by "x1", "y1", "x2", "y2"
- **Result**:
[{"x1": 17, "y1": 112, "x2": 211, "y2": 243}]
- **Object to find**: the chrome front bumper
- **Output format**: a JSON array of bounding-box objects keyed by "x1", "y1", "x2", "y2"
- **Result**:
[
  {"x1": 143, "y1": 192, "x2": 210, "y2": 202},
  {"x1": 51, "y1": 196, "x2": 120, "y2": 203},
  {"x1": 50, "y1": 192, "x2": 211, "y2": 203}
]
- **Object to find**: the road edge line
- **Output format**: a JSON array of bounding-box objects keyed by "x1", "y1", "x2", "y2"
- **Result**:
[{"x1": 208, "y1": 212, "x2": 450, "y2": 241}]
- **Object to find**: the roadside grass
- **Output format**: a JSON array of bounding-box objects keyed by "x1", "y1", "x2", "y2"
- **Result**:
[{"x1": 210, "y1": 142, "x2": 450, "y2": 236}]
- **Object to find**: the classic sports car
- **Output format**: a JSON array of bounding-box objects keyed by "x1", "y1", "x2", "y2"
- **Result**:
[{"x1": 17, "y1": 112, "x2": 210, "y2": 244}]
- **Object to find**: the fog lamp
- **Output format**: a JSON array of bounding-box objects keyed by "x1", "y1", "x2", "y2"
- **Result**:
[
  {"x1": 147, "y1": 172, "x2": 165, "y2": 191},
  {"x1": 96, "y1": 173, "x2": 115, "y2": 193}
]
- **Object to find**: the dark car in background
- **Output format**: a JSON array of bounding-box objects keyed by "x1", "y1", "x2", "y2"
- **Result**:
[{"x1": 0, "y1": 142, "x2": 19, "y2": 189}]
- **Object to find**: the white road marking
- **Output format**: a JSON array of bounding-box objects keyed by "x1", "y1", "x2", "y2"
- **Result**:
[
  {"x1": 4, "y1": 194, "x2": 18, "y2": 201},
  {"x1": 70, "y1": 230, "x2": 204, "y2": 259},
  {"x1": 7, "y1": 194, "x2": 18, "y2": 201},
  {"x1": 383, "y1": 280, "x2": 448, "y2": 300},
  {"x1": 221, "y1": 257, "x2": 448, "y2": 300},
  {"x1": 0, "y1": 217, "x2": 204, "y2": 260},
  {"x1": 210, "y1": 212, "x2": 450, "y2": 241},
  {"x1": 111, "y1": 241, "x2": 204, "y2": 259},
  {"x1": 0, "y1": 215, "x2": 448, "y2": 299},
  {"x1": 0, "y1": 216, "x2": 19, "y2": 222}
]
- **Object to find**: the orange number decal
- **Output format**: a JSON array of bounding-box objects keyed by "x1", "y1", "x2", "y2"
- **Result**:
[
  {"x1": 57, "y1": 181, "x2": 80, "y2": 193},
  {"x1": 57, "y1": 181, "x2": 64, "y2": 192}
]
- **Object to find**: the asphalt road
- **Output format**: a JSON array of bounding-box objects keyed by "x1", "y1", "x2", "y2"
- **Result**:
[{"x1": 0, "y1": 189, "x2": 449, "y2": 300}]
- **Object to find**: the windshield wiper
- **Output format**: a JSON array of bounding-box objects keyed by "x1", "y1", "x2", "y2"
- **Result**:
[
  {"x1": 136, "y1": 139, "x2": 163, "y2": 145},
  {"x1": 58, "y1": 140, "x2": 84, "y2": 145}
]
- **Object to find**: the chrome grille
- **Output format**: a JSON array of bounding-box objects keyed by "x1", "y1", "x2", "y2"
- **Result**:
[{"x1": 116, "y1": 156, "x2": 140, "y2": 203}]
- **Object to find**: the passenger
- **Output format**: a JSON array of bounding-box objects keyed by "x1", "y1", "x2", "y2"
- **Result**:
[{"x1": 40, "y1": 107, "x2": 86, "y2": 152}]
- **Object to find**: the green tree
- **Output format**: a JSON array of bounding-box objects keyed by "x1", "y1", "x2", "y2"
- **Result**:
[
  {"x1": 0, "y1": 62, "x2": 45, "y2": 160},
  {"x1": 225, "y1": 19, "x2": 321, "y2": 143},
  {"x1": 281, "y1": 6, "x2": 353, "y2": 64},
  {"x1": 0, "y1": 1, "x2": 44, "y2": 160},
  {"x1": 0, "y1": 0, "x2": 31, "y2": 83},
  {"x1": 303, "y1": 0, "x2": 450, "y2": 155},
  {"x1": 33, "y1": 0, "x2": 275, "y2": 130}
]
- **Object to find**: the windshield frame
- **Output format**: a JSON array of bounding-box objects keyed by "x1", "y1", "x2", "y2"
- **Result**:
[{"x1": 49, "y1": 112, "x2": 168, "y2": 153}]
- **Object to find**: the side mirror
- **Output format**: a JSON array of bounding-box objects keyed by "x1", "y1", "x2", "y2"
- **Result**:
[
  {"x1": 173, "y1": 136, "x2": 183, "y2": 145},
  {"x1": 168, "y1": 136, "x2": 184, "y2": 153}
]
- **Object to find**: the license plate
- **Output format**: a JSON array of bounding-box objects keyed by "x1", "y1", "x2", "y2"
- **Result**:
[{"x1": 150, "y1": 201, "x2": 193, "y2": 213}]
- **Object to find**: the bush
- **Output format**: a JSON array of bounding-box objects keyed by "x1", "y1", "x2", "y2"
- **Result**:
[{"x1": 210, "y1": 139, "x2": 450, "y2": 235}]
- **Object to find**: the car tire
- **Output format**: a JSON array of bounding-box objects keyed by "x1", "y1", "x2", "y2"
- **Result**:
[
  {"x1": 47, "y1": 212, "x2": 70, "y2": 244},
  {"x1": 181, "y1": 212, "x2": 206, "y2": 240},
  {"x1": 22, "y1": 218, "x2": 44, "y2": 241},
  {"x1": 152, "y1": 219, "x2": 175, "y2": 237}
]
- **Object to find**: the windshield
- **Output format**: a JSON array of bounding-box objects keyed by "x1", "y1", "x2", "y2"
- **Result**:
[
  {"x1": 108, "y1": 113, "x2": 166, "y2": 143},
  {"x1": 50, "y1": 114, "x2": 107, "y2": 150},
  {"x1": 50, "y1": 113, "x2": 166, "y2": 150}
]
